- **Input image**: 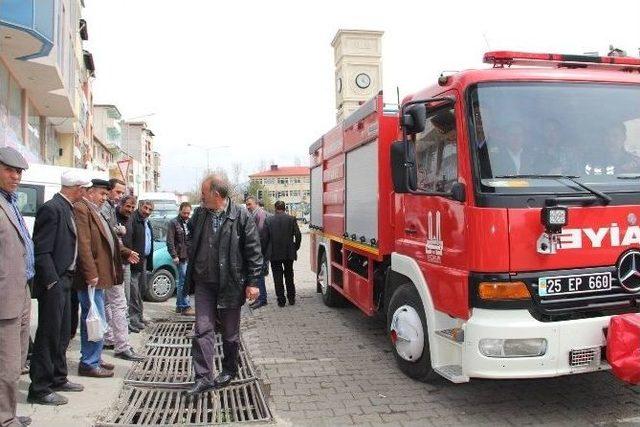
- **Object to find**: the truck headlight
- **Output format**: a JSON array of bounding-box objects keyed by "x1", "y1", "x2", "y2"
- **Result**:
[{"x1": 479, "y1": 338, "x2": 547, "y2": 358}]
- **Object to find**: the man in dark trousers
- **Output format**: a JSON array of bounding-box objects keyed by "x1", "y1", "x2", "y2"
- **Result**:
[
  {"x1": 123, "y1": 200, "x2": 154, "y2": 331},
  {"x1": 185, "y1": 175, "x2": 262, "y2": 397},
  {"x1": 167, "y1": 202, "x2": 194, "y2": 315},
  {"x1": 245, "y1": 196, "x2": 268, "y2": 309},
  {"x1": 28, "y1": 171, "x2": 90, "y2": 406},
  {"x1": 264, "y1": 201, "x2": 301, "y2": 307}
]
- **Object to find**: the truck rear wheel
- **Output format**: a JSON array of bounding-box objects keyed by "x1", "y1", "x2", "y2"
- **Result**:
[
  {"x1": 387, "y1": 283, "x2": 438, "y2": 382},
  {"x1": 318, "y1": 252, "x2": 345, "y2": 307}
]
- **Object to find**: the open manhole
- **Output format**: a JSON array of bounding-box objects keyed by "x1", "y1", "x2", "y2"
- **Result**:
[
  {"x1": 97, "y1": 383, "x2": 271, "y2": 426},
  {"x1": 126, "y1": 347, "x2": 256, "y2": 388}
]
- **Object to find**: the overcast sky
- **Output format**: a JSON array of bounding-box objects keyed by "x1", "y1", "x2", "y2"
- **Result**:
[{"x1": 83, "y1": 0, "x2": 640, "y2": 193}]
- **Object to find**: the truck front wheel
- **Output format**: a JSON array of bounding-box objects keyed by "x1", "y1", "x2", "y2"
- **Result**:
[{"x1": 387, "y1": 283, "x2": 438, "y2": 382}]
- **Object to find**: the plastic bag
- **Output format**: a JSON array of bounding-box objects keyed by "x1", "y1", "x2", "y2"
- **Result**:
[
  {"x1": 607, "y1": 313, "x2": 640, "y2": 384},
  {"x1": 86, "y1": 287, "x2": 105, "y2": 342}
]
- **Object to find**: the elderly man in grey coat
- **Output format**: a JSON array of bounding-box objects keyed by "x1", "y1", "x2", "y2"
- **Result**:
[{"x1": 0, "y1": 147, "x2": 34, "y2": 427}]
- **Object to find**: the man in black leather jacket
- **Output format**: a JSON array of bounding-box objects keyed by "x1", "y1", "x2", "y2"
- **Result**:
[{"x1": 185, "y1": 175, "x2": 262, "y2": 397}]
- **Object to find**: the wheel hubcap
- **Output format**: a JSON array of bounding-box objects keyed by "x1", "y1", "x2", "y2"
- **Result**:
[
  {"x1": 319, "y1": 260, "x2": 328, "y2": 294},
  {"x1": 153, "y1": 275, "x2": 172, "y2": 297},
  {"x1": 390, "y1": 305, "x2": 424, "y2": 362}
]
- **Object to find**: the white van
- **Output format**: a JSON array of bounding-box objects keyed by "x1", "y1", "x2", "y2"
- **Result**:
[{"x1": 17, "y1": 164, "x2": 107, "y2": 234}]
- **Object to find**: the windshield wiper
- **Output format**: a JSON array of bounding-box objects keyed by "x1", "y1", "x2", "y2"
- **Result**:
[
  {"x1": 617, "y1": 173, "x2": 640, "y2": 180},
  {"x1": 494, "y1": 174, "x2": 612, "y2": 204}
]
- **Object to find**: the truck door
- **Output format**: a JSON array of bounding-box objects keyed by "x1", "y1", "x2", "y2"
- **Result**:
[{"x1": 395, "y1": 95, "x2": 469, "y2": 319}]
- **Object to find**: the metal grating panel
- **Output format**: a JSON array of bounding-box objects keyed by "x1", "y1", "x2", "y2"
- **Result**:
[
  {"x1": 126, "y1": 346, "x2": 256, "y2": 388},
  {"x1": 145, "y1": 322, "x2": 195, "y2": 347},
  {"x1": 97, "y1": 383, "x2": 271, "y2": 426},
  {"x1": 570, "y1": 347, "x2": 600, "y2": 368}
]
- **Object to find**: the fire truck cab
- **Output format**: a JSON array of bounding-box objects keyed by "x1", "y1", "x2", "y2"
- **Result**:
[{"x1": 309, "y1": 51, "x2": 640, "y2": 382}]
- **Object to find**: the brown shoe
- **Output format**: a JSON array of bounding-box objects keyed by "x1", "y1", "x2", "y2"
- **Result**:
[
  {"x1": 78, "y1": 364, "x2": 114, "y2": 378},
  {"x1": 99, "y1": 360, "x2": 115, "y2": 370},
  {"x1": 182, "y1": 307, "x2": 196, "y2": 316}
]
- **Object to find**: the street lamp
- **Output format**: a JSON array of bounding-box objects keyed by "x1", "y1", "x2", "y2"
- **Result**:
[{"x1": 186, "y1": 143, "x2": 230, "y2": 174}]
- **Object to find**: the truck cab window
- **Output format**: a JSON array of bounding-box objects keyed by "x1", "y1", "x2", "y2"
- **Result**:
[
  {"x1": 16, "y1": 185, "x2": 42, "y2": 217},
  {"x1": 414, "y1": 107, "x2": 457, "y2": 193}
]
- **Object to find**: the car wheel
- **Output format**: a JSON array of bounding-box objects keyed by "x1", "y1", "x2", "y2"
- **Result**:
[
  {"x1": 318, "y1": 252, "x2": 345, "y2": 307},
  {"x1": 146, "y1": 268, "x2": 176, "y2": 302},
  {"x1": 387, "y1": 283, "x2": 439, "y2": 382}
]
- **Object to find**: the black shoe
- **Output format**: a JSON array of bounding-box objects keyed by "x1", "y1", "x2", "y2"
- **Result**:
[
  {"x1": 213, "y1": 371, "x2": 236, "y2": 389},
  {"x1": 51, "y1": 381, "x2": 84, "y2": 392},
  {"x1": 185, "y1": 378, "x2": 215, "y2": 398},
  {"x1": 131, "y1": 321, "x2": 146, "y2": 330},
  {"x1": 129, "y1": 324, "x2": 142, "y2": 333},
  {"x1": 103, "y1": 343, "x2": 115, "y2": 350},
  {"x1": 288, "y1": 298, "x2": 295, "y2": 306},
  {"x1": 18, "y1": 416, "x2": 31, "y2": 426},
  {"x1": 27, "y1": 391, "x2": 68, "y2": 405},
  {"x1": 250, "y1": 301, "x2": 266, "y2": 310},
  {"x1": 277, "y1": 300, "x2": 286, "y2": 307},
  {"x1": 115, "y1": 348, "x2": 146, "y2": 362}
]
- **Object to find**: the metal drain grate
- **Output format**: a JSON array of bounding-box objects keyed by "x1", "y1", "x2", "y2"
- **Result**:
[
  {"x1": 97, "y1": 383, "x2": 271, "y2": 426},
  {"x1": 146, "y1": 322, "x2": 195, "y2": 347},
  {"x1": 125, "y1": 350, "x2": 256, "y2": 388}
]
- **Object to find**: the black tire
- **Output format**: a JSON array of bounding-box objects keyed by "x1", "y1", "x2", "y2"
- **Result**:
[
  {"x1": 145, "y1": 268, "x2": 176, "y2": 302},
  {"x1": 387, "y1": 283, "x2": 439, "y2": 382},
  {"x1": 318, "y1": 251, "x2": 345, "y2": 307}
]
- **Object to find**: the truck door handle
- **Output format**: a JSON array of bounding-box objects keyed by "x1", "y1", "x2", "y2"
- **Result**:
[{"x1": 404, "y1": 227, "x2": 417, "y2": 235}]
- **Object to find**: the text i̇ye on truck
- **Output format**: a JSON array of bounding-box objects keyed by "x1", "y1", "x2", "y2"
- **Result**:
[{"x1": 309, "y1": 51, "x2": 640, "y2": 383}]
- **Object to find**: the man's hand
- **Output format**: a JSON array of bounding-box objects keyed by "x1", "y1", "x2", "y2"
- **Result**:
[
  {"x1": 87, "y1": 277, "x2": 98, "y2": 287},
  {"x1": 172, "y1": 257, "x2": 179, "y2": 264},
  {"x1": 245, "y1": 286, "x2": 260, "y2": 302},
  {"x1": 128, "y1": 251, "x2": 140, "y2": 264}
]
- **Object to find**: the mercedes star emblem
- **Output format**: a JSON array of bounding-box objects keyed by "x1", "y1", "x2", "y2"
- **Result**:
[
  {"x1": 628, "y1": 213, "x2": 637, "y2": 226},
  {"x1": 617, "y1": 250, "x2": 640, "y2": 292}
]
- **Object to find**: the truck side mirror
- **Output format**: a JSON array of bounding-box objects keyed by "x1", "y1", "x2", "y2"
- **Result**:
[
  {"x1": 402, "y1": 104, "x2": 427, "y2": 135},
  {"x1": 391, "y1": 141, "x2": 416, "y2": 193}
]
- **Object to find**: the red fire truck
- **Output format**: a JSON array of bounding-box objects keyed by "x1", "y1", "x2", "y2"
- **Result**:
[{"x1": 309, "y1": 51, "x2": 640, "y2": 383}]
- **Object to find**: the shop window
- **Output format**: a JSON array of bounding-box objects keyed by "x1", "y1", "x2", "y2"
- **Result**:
[{"x1": 8, "y1": 77, "x2": 22, "y2": 143}]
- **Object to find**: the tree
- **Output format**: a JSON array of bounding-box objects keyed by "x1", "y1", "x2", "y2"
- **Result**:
[{"x1": 246, "y1": 180, "x2": 274, "y2": 213}]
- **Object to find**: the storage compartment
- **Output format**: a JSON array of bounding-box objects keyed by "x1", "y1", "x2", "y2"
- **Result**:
[
  {"x1": 310, "y1": 166, "x2": 323, "y2": 228},
  {"x1": 345, "y1": 141, "x2": 378, "y2": 244}
]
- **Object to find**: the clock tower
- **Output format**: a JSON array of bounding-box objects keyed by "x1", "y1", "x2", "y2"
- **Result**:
[{"x1": 332, "y1": 29, "x2": 384, "y2": 123}]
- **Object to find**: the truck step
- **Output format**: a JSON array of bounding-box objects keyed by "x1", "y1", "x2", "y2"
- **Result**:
[
  {"x1": 434, "y1": 365, "x2": 469, "y2": 383},
  {"x1": 435, "y1": 328, "x2": 464, "y2": 343}
]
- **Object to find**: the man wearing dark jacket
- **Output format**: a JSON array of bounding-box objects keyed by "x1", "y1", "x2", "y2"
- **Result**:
[
  {"x1": 123, "y1": 200, "x2": 154, "y2": 331},
  {"x1": 28, "y1": 171, "x2": 90, "y2": 405},
  {"x1": 167, "y1": 202, "x2": 194, "y2": 315},
  {"x1": 185, "y1": 175, "x2": 262, "y2": 397},
  {"x1": 264, "y1": 201, "x2": 302, "y2": 307}
]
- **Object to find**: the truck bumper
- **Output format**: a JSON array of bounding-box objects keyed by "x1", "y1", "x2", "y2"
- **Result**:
[{"x1": 462, "y1": 308, "x2": 610, "y2": 379}]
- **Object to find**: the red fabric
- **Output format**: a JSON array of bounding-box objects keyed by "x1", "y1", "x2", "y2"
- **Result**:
[{"x1": 607, "y1": 314, "x2": 640, "y2": 384}]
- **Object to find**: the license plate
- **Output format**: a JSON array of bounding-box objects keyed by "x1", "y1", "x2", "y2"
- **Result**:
[{"x1": 538, "y1": 272, "x2": 612, "y2": 296}]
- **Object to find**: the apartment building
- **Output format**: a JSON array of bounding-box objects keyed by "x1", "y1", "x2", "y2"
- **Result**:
[
  {"x1": 249, "y1": 165, "x2": 310, "y2": 217},
  {"x1": 0, "y1": 0, "x2": 94, "y2": 168}
]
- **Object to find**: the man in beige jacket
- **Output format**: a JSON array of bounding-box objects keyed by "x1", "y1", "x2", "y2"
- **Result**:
[{"x1": 0, "y1": 147, "x2": 33, "y2": 427}]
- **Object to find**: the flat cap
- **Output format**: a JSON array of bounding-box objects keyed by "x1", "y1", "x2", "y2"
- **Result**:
[
  {"x1": 61, "y1": 170, "x2": 92, "y2": 187},
  {"x1": 0, "y1": 147, "x2": 29, "y2": 170},
  {"x1": 90, "y1": 178, "x2": 110, "y2": 189}
]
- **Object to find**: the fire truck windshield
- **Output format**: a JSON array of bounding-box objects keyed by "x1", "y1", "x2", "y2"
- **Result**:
[{"x1": 470, "y1": 82, "x2": 640, "y2": 195}]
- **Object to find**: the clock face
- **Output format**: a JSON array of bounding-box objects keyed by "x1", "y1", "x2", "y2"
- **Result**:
[
  {"x1": 355, "y1": 73, "x2": 371, "y2": 89},
  {"x1": 337, "y1": 77, "x2": 342, "y2": 93}
]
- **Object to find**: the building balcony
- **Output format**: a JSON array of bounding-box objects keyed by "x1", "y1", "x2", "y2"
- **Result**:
[
  {"x1": 0, "y1": 0, "x2": 54, "y2": 60},
  {"x1": 0, "y1": 0, "x2": 75, "y2": 118}
]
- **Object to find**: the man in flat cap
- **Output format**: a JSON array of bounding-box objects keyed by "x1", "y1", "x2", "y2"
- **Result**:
[
  {"x1": 0, "y1": 147, "x2": 34, "y2": 426},
  {"x1": 73, "y1": 179, "x2": 123, "y2": 378},
  {"x1": 28, "y1": 170, "x2": 91, "y2": 405}
]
